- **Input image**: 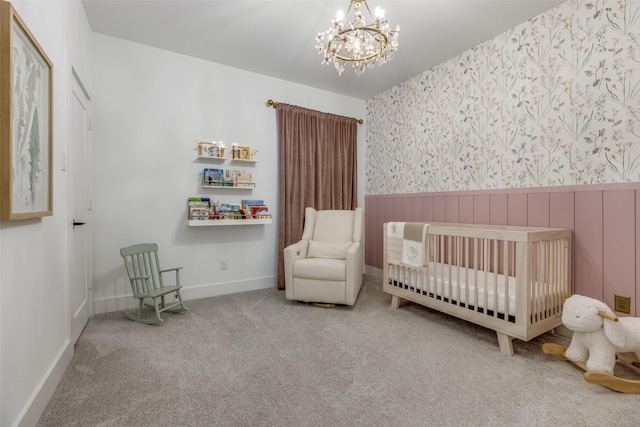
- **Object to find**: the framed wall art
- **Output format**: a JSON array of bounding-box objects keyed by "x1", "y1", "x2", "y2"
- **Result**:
[
  {"x1": 239, "y1": 146, "x2": 251, "y2": 160},
  {"x1": 0, "y1": 2, "x2": 53, "y2": 220}
]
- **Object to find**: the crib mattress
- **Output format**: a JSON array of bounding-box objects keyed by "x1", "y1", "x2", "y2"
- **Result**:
[{"x1": 388, "y1": 261, "x2": 517, "y2": 316}]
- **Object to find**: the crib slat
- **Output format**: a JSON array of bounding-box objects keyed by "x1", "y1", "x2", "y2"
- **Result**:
[
  {"x1": 533, "y1": 242, "x2": 539, "y2": 323},
  {"x1": 493, "y1": 239, "x2": 499, "y2": 319},
  {"x1": 547, "y1": 240, "x2": 552, "y2": 316},
  {"x1": 447, "y1": 235, "x2": 452, "y2": 304},
  {"x1": 503, "y1": 239, "x2": 510, "y2": 320},
  {"x1": 464, "y1": 236, "x2": 470, "y2": 312},
  {"x1": 483, "y1": 238, "x2": 489, "y2": 315},
  {"x1": 473, "y1": 237, "x2": 478, "y2": 313}
]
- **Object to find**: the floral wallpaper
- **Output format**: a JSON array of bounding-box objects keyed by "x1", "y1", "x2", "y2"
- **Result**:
[{"x1": 366, "y1": 0, "x2": 640, "y2": 195}]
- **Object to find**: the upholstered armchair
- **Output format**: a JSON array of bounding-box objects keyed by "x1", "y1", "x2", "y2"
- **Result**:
[{"x1": 284, "y1": 207, "x2": 364, "y2": 306}]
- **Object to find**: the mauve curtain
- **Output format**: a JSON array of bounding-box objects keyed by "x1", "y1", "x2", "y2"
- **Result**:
[{"x1": 276, "y1": 103, "x2": 358, "y2": 289}]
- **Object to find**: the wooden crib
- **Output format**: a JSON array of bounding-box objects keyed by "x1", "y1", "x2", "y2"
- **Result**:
[{"x1": 383, "y1": 222, "x2": 572, "y2": 356}]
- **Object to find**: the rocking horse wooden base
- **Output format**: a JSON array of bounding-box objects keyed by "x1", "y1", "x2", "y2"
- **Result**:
[{"x1": 542, "y1": 343, "x2": 640, "y2": 394}]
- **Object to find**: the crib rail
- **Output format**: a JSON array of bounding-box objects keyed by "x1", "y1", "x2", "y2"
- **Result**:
[{"x1": 383, "y1": 222, "x2": 572, "y2": 351}]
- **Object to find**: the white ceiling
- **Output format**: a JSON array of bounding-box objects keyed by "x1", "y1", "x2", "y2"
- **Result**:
[{"x1": 82, "y1": 0, "x2": 564, "y2": 100}]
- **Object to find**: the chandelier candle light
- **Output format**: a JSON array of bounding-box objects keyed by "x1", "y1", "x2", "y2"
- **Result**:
[{"x1": 315, "y1": 0, "x2": 399, "y2": 75}]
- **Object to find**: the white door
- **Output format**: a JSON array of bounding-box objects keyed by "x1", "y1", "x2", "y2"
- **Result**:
[{"x1": 70, "y1": 71, "x2": 92, "y2": 344}]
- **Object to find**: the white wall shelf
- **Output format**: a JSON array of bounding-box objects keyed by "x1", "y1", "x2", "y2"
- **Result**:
[
  {"x1": 188, "y1": 218, "x2": 272, "y2": 226},
  {"x1": 229, "y1": 158, "x2": 257, "y2": 165},
  {"x1": 201, "y1": 183, "x2": 254, "y2": 189},
  {"x1": 197, "y1": 155, "x2": 225, "y2": 162}
]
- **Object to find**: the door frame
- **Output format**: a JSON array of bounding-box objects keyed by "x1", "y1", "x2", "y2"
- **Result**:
[{"x1": 68, "y1": 66, "x2": 93, "y2": 343}]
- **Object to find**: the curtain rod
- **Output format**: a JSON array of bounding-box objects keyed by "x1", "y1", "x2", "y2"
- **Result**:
[{"x1": 266, "y1": 99, "x2": 363, "y2": 124}]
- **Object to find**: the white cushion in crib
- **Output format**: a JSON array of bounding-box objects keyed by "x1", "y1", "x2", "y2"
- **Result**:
[{"x1": 307, "y1": 241, "x2": 352, "y2": 259}]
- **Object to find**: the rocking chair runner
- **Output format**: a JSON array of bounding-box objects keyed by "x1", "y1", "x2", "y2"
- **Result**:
[{"x1": 120, "y1": 243, "x2": 188, "y2": 324}]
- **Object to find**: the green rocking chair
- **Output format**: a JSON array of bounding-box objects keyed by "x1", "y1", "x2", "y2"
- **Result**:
[{"x1": 120, "y1": 243, "x2": 188, "y2": 324}]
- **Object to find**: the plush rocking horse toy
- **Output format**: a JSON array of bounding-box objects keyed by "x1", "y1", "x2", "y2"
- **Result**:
[{"x1": 542, "y1": 294, "x2": 640, "y2": 393}]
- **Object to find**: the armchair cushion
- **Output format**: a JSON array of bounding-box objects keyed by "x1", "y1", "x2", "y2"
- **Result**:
[
  {"x1": 294, "y1": 258, "x2": 346, "y2": 281},
  {"x1": 307, "y1": 241, "x2": 352, "y2": 259}
]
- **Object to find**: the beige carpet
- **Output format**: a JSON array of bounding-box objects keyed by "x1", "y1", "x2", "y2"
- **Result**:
[{"x1": 37, "y1": 275, "x2": 639, "y2": 426}]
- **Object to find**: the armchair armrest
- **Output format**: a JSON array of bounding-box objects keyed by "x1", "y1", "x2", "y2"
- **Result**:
[
  {"x1": 159, "y1": 266, "x2": 183, "y2": 273},
  {"x1": 284, "y1": 240, "x2": 309, "y2": 259},
  {"x1": 283, "y1": 240, "x2": 309, "y2": 300},
  {"x1": 159, "y1": 266, "x2": 182, "y2": 288},
  {"x1": 345, "y1": 241, "x2": 363, "y2": 306}
]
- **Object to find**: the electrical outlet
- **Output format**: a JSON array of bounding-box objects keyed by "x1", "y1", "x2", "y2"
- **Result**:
[
  {"x1": 614, "y1": 295, "x2": 631, "y2": 314},
  {"x1": 220, "y1": 258, "x2": 228, "y2": 270}
]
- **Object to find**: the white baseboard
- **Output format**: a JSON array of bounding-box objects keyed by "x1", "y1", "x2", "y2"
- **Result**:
[
  {"x1": 555, "y1": 324, "x2": 572, "y2": 338},
  {"x1": 17, "y1": 341, "x2": 73, "y2": 427},
  {"x1": 93, "y1": 276, "x2": 277, "y2": 314},
  {"x1": 364, "y1": 264, "x2": 383, "y2": 278}
]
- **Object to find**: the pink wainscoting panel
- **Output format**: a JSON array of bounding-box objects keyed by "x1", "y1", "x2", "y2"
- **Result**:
[
  {"x1": 434, "y1": 196, "x2": 446, "y2": 222},
  {"x1": 384, "y1": 197, "x2": 393, "y2": 225},
  {"x1": 411, "y1": 197, "x2": 423, "y2": 222},
  {"x1": 401, "y1": 197, "x2": 412, "y2": 221},
  {"x1": 550, "y1": 192, "x2": 575, "y2": 294},
  {"x1": 574, "y1": 191, "x2": 604, "y2": 300},
  {"x1": 422, "y1": 196, "x2": 434, "y2": 222},
  {"x1": 459, "y1": 195, "x2": 474, "y2": 224},
  {"x1": 375, "y1": 198, "x2": 386, "y2": 268},
  {"x1": 446, "y1": 196, "x2": 459, "y2": 223},
  {"x1": 474, "y1": 195, "x2": 490, "y2": 224},
  {"x1": 550, "y1": 192, "x2": 575, "y2": 230},
  {"x1": 364, "y1": 197, "x2": 375, "y2": 266},
  {"x1": 391, "y1": 197, "x2": 402, "y2": 221},
  {"x1": 367, "y1": 197, "x2": 378, "y2": 268},
  {"x1": 490, "y1": 194, "x2": 508, "y2": 225},
  {"x1": 603, "y1": 190, "x2": 636, "y2": 315},
  {"x1": 528, "y1": 193, "x2": 550, "y2": 227},
  {"x1": 507, "y1": 193, "x2": 528, "y2": 226}
]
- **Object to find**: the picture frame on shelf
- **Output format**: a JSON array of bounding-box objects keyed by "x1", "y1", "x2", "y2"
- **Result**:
[
  {"x1": 198, "y1": 140, "x2": 218, "y2": 158},
  {"x1": 0, "y1": 2, "x2": 54, "y2": 221},
  {"x1": 239, "y1": 146, "x2": 251, "y2": 160}
]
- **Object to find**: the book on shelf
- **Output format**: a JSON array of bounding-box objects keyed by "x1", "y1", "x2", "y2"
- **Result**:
[
  {"x1": 225, "y1": 170, "x2": 237, "y2": 187},
  {"x1": 218, "y1": 203, "x2": 241, "y2": 212},
  {"x1": 241, "y1": 199, "x2": 264, "y2": 209},
  {"x1": 235, "y1": 171, "x2": 252, "y2": 188},
  {"x1": 203, "y1": 168, "x2": 224, "y2": 186},
  {"x1": 250, "y1": 205, "x2": 270, "y2": 218},
  {"x1": 188, "y1": 197, "x2": 212, "y2": 220},
  {"x1": 190, "y1": 207, "x2": 210, "y2": 218},
  {"x1": 188, "y1": 197, "x2": 211, "y2": 206}
]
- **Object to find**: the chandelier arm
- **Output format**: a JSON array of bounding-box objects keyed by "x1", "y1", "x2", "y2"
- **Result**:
[
  {"x1": 329, "y1": 27, "x2": 388, "y2": 62},
  {"x1": 362, "y1": 0, "x2": 373, "y2": 18}
]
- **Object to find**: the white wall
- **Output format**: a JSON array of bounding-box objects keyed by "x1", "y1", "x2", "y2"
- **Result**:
[
  {"x1": 0, "y1": 1, "x2": 93, "y2": 426},
  {"x1": 0, "y1": 3, "x2": 364, "y2": 424},
  {"x1": 90, "y1": 35, "x2": 366, "y2": 310}
]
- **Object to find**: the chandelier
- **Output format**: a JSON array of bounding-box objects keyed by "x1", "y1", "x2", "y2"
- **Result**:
[{"x1": 315, "y1": 0, "x2": 400, "y2": 75}]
